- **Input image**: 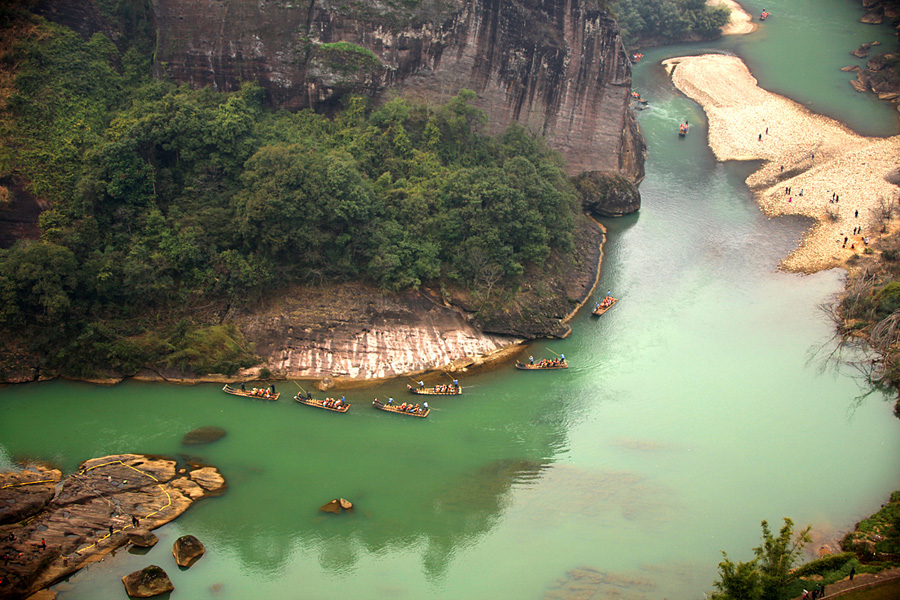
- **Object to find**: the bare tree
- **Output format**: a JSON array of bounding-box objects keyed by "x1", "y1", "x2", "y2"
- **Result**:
[{"x1": 872, "y1": 194, "x2": 897, "y2": 232}]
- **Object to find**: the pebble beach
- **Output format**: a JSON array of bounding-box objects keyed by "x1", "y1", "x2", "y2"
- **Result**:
[{"x1": 663, "y1": 53, "x2": 900, "y2": 273}]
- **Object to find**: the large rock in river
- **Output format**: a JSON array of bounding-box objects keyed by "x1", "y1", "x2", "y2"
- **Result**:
[
  {"x1": 172, "y1": 534, "x2": 205, "y2": 567},
  {"x1": 574, "y1": 171, "x2": 642, "y2": 217},
  {"x1": 122, "y1": 565, "x2": 174, "y2": 597},
  {"x1": 126, "y1": 528, "x2": 159, "y2": 548},
  {"x1": 181, "y1": 426, "x2": 226, "y2": 446}
]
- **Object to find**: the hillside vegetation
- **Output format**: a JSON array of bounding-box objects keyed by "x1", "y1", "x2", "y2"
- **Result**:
[
  {"x1": 611, "y1": 0, "x2": 731, "y2": 48},
  {"x1": 0, "y1": 4, "x2": 579, "y2": 378}
]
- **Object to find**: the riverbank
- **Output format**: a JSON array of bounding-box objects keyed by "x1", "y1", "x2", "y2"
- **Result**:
[
  {"x1": 0, "y1": 454, "x2": 225, "y2": 599},
  {"x1": 664, "y1": 53, "x2": 900, "y2": 273},
  {"x1": 708, "y1": 0, "x2": 757, "y2": 35}
]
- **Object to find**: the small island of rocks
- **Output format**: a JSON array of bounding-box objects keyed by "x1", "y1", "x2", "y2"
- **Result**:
[{"x1": 0, "y1": 453, "x2": 225, "y2": 600}]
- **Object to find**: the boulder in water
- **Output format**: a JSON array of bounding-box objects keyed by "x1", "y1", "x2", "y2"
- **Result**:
[
  {"x1": 572, "y1": 171, "x2": 641, "y2": 218},
  {"x1": 172, "y1": 534, "x2": 205, "y2": 567},
  {"x1": 122, "y1": 565, "x2": 174, "y2": 597},
  {"x1": 182, "y1": 426, "x2": 226, "y2": 446},
  {"x1": 126, "y1": 528, "x2": 158, "y2": 548},
  {"x1": 319, "y1": 498, "x2": 353, "y2": 514}
]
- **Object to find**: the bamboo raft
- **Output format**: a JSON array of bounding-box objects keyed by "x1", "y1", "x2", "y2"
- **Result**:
[
  {"x1": 294, "y1": 395, "x2": 350, "y2": 413},
  {"x1": 406, "y1": 384, "x2": 461, "y2": 396},
  {"x1": 515, "y1": 361, "x2": 568, "y2": 370},
  {"x1": 592, "y1": 297, "x2": 618, "y2": 316},
  {"x1": 223, "y1": 384, "x2": 280, "y2": 401},
  {"x1": 373, "y1": 399, "x2": 429, "y2": 417}
]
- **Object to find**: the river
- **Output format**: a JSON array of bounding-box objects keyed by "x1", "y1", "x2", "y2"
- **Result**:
[{"x1": 2, "y1": 1, "x2": 900, "y2": 598}]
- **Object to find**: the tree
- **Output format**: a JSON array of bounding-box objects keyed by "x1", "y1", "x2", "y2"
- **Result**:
[
  {"x1": 711, "y1": 518, "x2": 811, "y2": 600},
  {"x1": 712, "y1": 554, "x2": 762, "y2": 600},
  {"x1": 754, "y1": 518, "x2": 811, "y2": 598}
]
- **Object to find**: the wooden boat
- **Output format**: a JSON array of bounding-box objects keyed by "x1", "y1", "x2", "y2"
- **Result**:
[
  {"x1": 592, "y1": 297, "x2": 618, "y2": 316},
  {"x1": 515, "y1": 360, "x2": 568, "y2": 370},
  {"x1": 406, "y1": 384, "x2": 461, "y2": 396},
  {"x1": 223, "y1": 384, "x2": 280, "y2": 401},
  {"x1": 373, "y1": 399, "x2": 429, "y2": 418},
  {"x1": 294, "y1": 395, "x2": 350, "y2": 413}
]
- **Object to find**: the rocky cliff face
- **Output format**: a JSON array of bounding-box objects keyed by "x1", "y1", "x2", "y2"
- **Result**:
[{"x1": 151, "y1": 0, "x2": 644, "y2": 178}]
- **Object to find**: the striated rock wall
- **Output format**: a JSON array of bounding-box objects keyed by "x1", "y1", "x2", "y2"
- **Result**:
[
  {"x1": 237, "y1": 281, "x2": 523, "y2": 381},
  {"x1": 235, "y1": 215, "x2": 603, "y2": 381},
  {"x1": 150, "y1": 0, "x2": 644, "y2": 178}
]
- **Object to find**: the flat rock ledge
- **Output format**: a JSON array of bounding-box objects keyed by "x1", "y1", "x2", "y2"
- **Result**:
[{"x1": 0, "y1": 454, "x2": 225, "y2": 600}]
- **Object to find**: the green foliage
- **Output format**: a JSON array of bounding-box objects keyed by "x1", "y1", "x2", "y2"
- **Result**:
[
  {"x1": 849, "y1": 491, "x2": 900, "y2": 555},
  {"x1": 712, "y1": 555, "x2": 762, "y2": 600},
  {"x1": 754, "y1": 518, "x2": 812, "y2": 598},
  {"x1": 0, "y1": 8, "x2": 580, "y2": 377},
  {"x1": 875, "y1": 281, "x2": 900, "y2": 317},
  {"x1": 711, "y1": 518, "x2": 811, "y2": 600},
  {"x1": 166, "y1": 323, "x2": 257, "y2": 376},
  {"x1": 611, "y1": 0, "x2": 731, "y2": 48},
  {"x1": 0, "y1": 241, "x2": 79, "y2": 328},
  {"x1": 314, "y1": 42, "x2": 381, "y2": 73},
  {"x1": 9, "y1": 26, "x2": 126, "y2": 201},
  {"x1": 792, "y1": 552, "x2": 857, "y2": 578}
]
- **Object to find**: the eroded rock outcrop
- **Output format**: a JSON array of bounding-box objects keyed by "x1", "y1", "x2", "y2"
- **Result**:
[
  {"x1": 121, "y1": 565, "x2": 174, "y2": 598},
  {"x1": 150, "y1": 0, "x2": 644, "y2": 178},
  {"x1": 0, "y1": 454, "x2": 225, "y2": 600},
  {"x1": 237, "y1": 214, "x2": 603, "y2": 379},
  {"x1": 573, "y1": 171, "x2": 641, "y2": 217}
]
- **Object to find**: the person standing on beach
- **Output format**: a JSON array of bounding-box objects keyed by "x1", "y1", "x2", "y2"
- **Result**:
[{"x1": 855, "y1": 209, "x2": 858, "y2": 217}]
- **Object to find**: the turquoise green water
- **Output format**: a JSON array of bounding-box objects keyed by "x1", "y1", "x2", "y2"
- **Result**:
[{"x1": 2, "y1": 2, "x2": 900, "y2": 598}]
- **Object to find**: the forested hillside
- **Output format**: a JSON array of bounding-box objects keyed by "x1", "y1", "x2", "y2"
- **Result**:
[
  {"x1": 611, "y1": 0, "x2": 731, "y2": 48},
  {"x1": 0, "y1": 4, "x2": 579, "y2": 378}
]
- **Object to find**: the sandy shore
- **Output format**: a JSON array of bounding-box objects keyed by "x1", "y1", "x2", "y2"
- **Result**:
[
  {"x1": 664, "y1": 54, "x2": 900, "y2": 273},
  {"x1": 708, "y1": 0, "x2": 757, "y2": 35}
]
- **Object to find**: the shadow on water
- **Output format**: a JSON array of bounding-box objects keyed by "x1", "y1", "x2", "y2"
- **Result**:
[{"x1": 5, "y1": 377, "x2": 577, "y2": 583}]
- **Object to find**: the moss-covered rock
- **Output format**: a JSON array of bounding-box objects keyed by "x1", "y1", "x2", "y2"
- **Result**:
[
  {"x1": 121, "y1": 565, "x2": 174, "y2": 597},
  {"x1": 573, "y1": 170, "x2": 641, "y2": 217}
]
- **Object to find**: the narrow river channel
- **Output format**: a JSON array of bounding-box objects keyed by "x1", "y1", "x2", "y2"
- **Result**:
[{"x1": 1, "y1": 1, "x2": 899, "y2": 598}]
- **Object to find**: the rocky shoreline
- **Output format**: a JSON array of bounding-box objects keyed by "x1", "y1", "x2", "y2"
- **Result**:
[
  {"x1": 0, "y1": 213, "x2": 607, "y2": 388},
  {"x1": 665, "y1": 53, "x2": 900, "y2": 274},
  {"x1": 0, "y1": 454, "x2": 225, "y2": 599}
]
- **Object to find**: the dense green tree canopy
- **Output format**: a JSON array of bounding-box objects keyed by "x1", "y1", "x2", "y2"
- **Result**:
[
  {"x1": 0, "y1": 10, "x2": 579, "y2": 376},
  {"x1": 611, "y1": 0, "x2": 731, "y2": 47}
]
